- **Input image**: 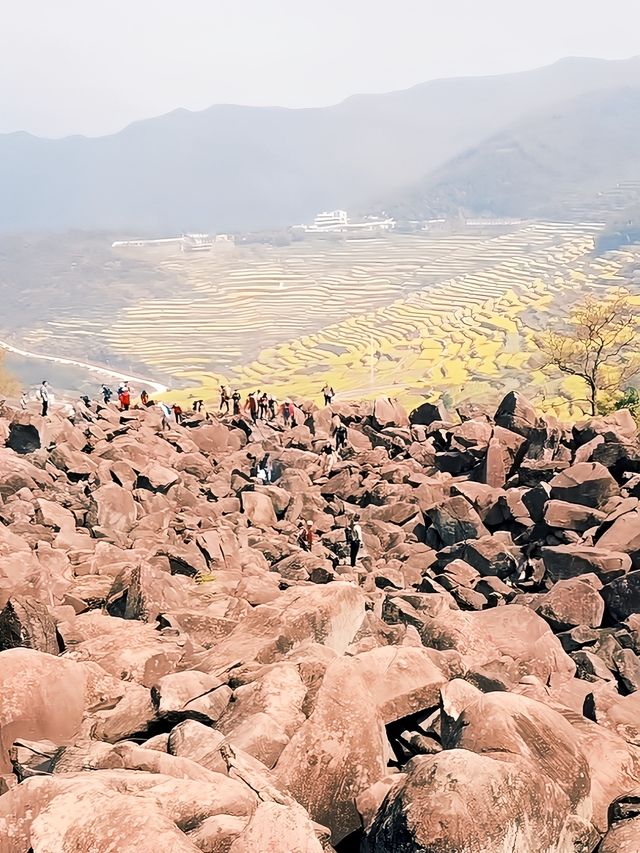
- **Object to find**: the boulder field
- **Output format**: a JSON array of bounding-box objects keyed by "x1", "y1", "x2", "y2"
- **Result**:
[{"x1": 1, "y1": 392, "x2": 640, "y2": 850}]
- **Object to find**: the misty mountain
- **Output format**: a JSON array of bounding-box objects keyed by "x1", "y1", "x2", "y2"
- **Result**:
[
  {"x1": 2, "y1": 56, "x2": 640, "y2": 234},
  {"x1": 386, "y1": 87, "x2": 640, "y2": 222}
]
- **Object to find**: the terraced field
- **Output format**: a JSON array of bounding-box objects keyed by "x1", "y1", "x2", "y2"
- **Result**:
[{"x1": 15, "y1": 223, "x2": 640, "y2": 417}]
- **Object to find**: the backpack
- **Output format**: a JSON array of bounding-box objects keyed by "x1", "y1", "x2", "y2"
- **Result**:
[{"x1": 347, "y1": 524, "x2": 360, "y2": 544}]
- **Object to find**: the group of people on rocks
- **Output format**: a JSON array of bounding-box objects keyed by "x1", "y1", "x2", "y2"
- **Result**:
[
  {"x1": 21, "y1": 377, "x2": 343, "y2": 442},
  {"x1": 19, "y1": 381, "x2": 52, "y2": 417},
  {"x1": 298, "y1": 514, "x2": 363, "y2": 568},
  {"x1": 18, "y1": 377, "x2": 361, "y2": 566},
  {"x1": 236, "y1": 387, "x2": 296, "y2": 426}
]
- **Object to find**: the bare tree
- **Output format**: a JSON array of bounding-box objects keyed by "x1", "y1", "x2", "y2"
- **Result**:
[{"x1": 535, "y1": 289, "x2": 640, "y2": 416}]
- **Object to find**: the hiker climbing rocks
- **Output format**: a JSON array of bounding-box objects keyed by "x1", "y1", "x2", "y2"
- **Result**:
[
  {"x1": 321, "y1": 442, "x2": 337, "y2": 477},
  {"x1": 335, "y1": 422, "x2": 348, "y2": 451},
  {"x1": 232, "y1": 389, "x2": 241, "y2": 415},
  {"x1": 346, "y1": 515, "x2": 363, "y2": 567},
  {"x1": 38, "y1": 381, "x2": 50, "y2": 416},
  {"x1": 322, "y1": 384, "x2": 335, "y2": 406},
  {"x1": 258, "y1": 392, "x2": 268, "y2": 420},
  {"x1": 20, "y1": 390, "x2": 28, "y2": 410},
  {"x1": 102, "y1": 385, "x2": 113, "y2": 405},
  {"x1": 247, "y1": 453, "x2": 259, "y2": 479},
  {"x1": 140, "y1": 389, "x2": 149, "y2": 406},
  {"x1": 118, "y1": 382, "x2": 131, "y2": 411},
  {"x1": 246, "y1": 392, "x2": 258, "y2": 423},
  {"x1": 172, "y1": 403, "x2": 184, "y2": 424},
  {"x1": 299, "y1": 519, "x2": 314, "y2": 551},
  {"x1": 268, "y1": 394, "x2": 277, "y2": 420},
  {"x1": 159, "y1": 401, "x2": 172, "y2": 430},
  {"x1": 258, "y1": 453, "x2": 272, "y2": 483},
  {"x1": 192, "y1": 398, "x2": 204, "y2": 412},
  {"x1": 220, "y1": 384, "x2": 230, "y2": 415}
]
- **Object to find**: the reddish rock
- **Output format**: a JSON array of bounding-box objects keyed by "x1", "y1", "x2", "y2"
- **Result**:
[
  {"x1": 373, "y1": 397, "x2": 408, "y2": 430},
  {"x1": 544, "y1": 499, "x2": 605, "y2": 531},
  {"x1": 541, "y1": 545, "x2": 631, "y2": 583},
  {"x1": 494, "y1": 391, "x2": 543, "y2": 438},
  {"x1": 535, "y1": 577, "x2": 605, "y2": 630},
  {"x1": 549, "y1": 462, "x2": 619, "y2": 509},
  {"x1": 228, "y1": 802, "x2": 324, "y2": 852},
  {"x1": 88, "y1": 482, "x2": 137, "y2": 533},
  {"x1": 602, "y1": 571, "x2": 640, "y2": 622},
  {"x1": 0, "y1": 596, "x2": 59, "y2": 654},
  {"x1": 241, "y1": 491, "x2": 277, "y2": 527},
  {"x1": 597, "y1": 511, "x2": 640, "y2": 567},
  {"x1": 275, "y1": 656, "x2": 389, "y2": 844},
  {"x1": 366, "y1": 749, "x2": 587, "y2": 853},
  {"x1": 427, "y1": 496, "x2": 488, "y2": 546}
]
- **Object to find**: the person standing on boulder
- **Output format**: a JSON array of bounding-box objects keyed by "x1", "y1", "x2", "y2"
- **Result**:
[
  {"x1": 268, "y1": 394, "x2": 277, "y2": 420},
  {"x1": 140, "y1": 389, "x2": 149, "y2": 407},
  {"x1": 322, "y1": 384, "x2": 335, "y2": 406},
  {"x1": 220, "y1": 384, "x2": 230, "y2": 415},
  {"x1": 118, "y1": 382, "x2": 131, "y2": 411},
  {"x1": 258, "y1": 391, "x2": 268, "y2": 420},
  {"x1": 159, "y1": 401, "x2": 172, "y2": 430},
  {"x1": 38, "y1": 380, "x2": 50, "y2": 416},
  {"x1": 246, "y1": 392, "x2": 258, "y2": 423},
  {"x1": 20, "y1": 390, "x2": 29, "y2": 410},
  {"x1": 335, "y1": 422, "x2": 348, "y2": 452},
  {"x1": 299, "y1": 519, "x2": 314, "y2": 551},
  {"x1": 321, "y1": 443, "x2": 337, "y2": 477},
  {"x1": 102, "y1": 385, "x2": 113, "y2": 405},
  {"x1": 232, "y1": 389, "x2": 241, "y2": 415},
  {"x1": 346, "y1": 515, "x2": 363, "y2": 567}
]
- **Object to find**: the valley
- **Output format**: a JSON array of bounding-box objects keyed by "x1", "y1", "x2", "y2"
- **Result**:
[{"x1": 3, "y1": 220, "x2": 640, "y2": 417}]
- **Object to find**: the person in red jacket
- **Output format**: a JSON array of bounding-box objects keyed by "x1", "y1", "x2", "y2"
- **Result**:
[{"x1": 118, "y1": 382, "x2": 131, "y2": 411}]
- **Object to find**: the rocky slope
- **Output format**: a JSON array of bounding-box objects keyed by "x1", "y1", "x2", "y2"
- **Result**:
[{"x1": 1, "y1": 393, "x2": 640, "y2": 851}]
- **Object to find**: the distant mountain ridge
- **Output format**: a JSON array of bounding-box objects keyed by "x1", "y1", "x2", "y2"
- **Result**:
[
  {"x1": 385, "y1": 86, "x2": 640, "y2": 222},
  {"x1": 2, "y1": 56, "x2": 640, "y2": 234}
]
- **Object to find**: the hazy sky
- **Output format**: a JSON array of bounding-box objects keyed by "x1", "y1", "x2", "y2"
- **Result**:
[{"x1": 2, "y1": 0, "x2": 639, "y2": 138}]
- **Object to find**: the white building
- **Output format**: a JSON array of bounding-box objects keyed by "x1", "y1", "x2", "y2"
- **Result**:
[
  {"x1": 302, "y1": 210, "x2": 395, "y2": 233},
  {"x1": 181, "y1": 233, "x2": 213, "y2": 252},
  {"x1": 310, "y1": 210, "x2": 350, "y2": 231}
]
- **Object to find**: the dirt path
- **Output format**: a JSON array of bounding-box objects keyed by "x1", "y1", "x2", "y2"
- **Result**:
[{"x1": 0, "y1": 337, "x2": 168, "y2": 394}]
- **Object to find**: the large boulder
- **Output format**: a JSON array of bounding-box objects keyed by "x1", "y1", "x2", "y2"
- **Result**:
[
  {"x1": 411, "y1": 603, "x2": 575, "y2": 685},
  {"x1": 601, "y1": 571, "x2": 640, "y2": 622},
  {"x1": 365, "y1": 749, "x2": 588, "y2": 853},
  {"x1": 494, "y1": 391, "x2": 543, "y2": 438},
  {"x1": 88, "y1": 483, "x2": 137, "y2": 533},
  {"x1": 228, "y1": 802, "x2": 324, "y2": 853},
  {"x1": 441, "y1": 686, "x2": 592, "y2": 817},
  {"x1": 541, "y1": 545, "x2": 632, "y2": 583},
  {"x1": 0, "y1": 596, "x2": 59, "y2": 654},
  {"x1": 535, "y1": 577, "x2": 605, "y2": 630},
  {"x1": 200, "y1": 583, "x2": 366, "y2": 672},
  {"x1": 427, "y1": 497, "x2": 488, "y2": 546},
  {"x1": 0, "y1": 648, "x2": 142, "y2": 772},
  {"x1": 549, "y1": 462, "x2": 618, "y2": 509},
  {"x1": 409, "y1": 401, "x2": 450, "y2": 427},
  {"x1": 597, "y1": 511, "x2": 640, "y2": 568},
  {"x1": 275, "y1": 656, "x2": 389, "y2": 844},
  {"x1": 0, "y1": 769, "x2": 256, "y2": 852}
]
